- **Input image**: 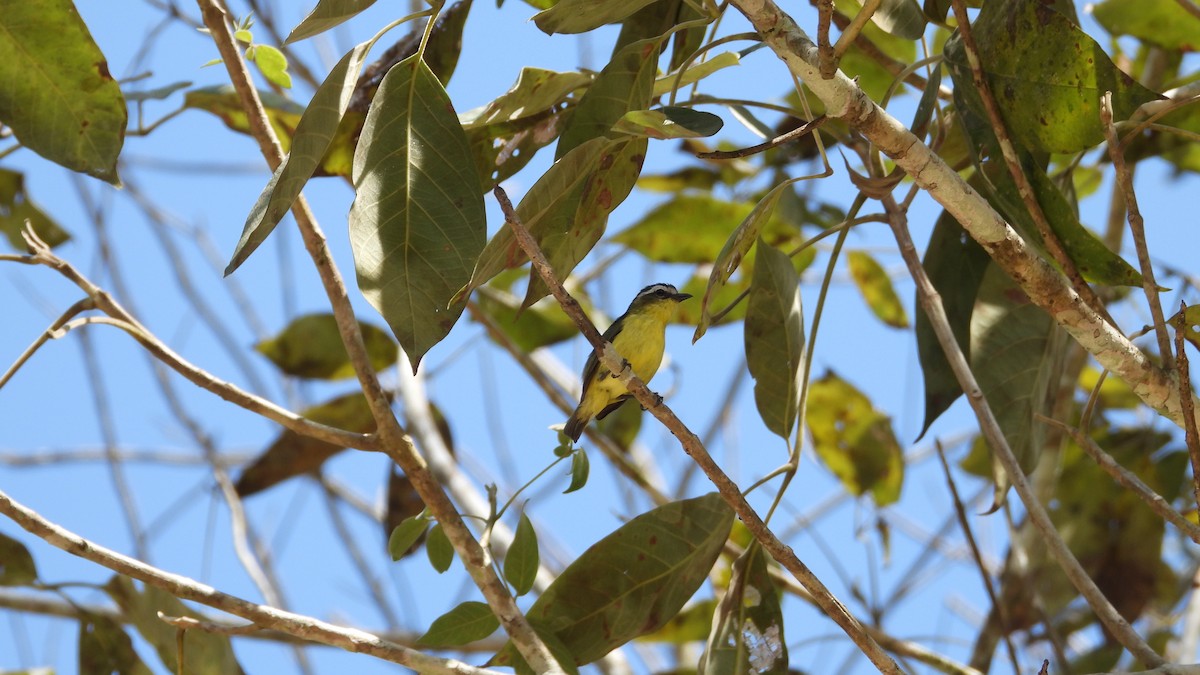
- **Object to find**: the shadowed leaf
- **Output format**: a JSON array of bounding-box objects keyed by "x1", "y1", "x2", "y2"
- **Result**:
[
  {"x1": 745, "y1": 239, "x2": 804, "y2": 439},
  {"x1": 79, "y1": 614, "x2": 152, "y2": 675},
  {"x1": 613, "y1": 107, "x2": 724, "y2": 139},
  {"x1": 555, "y1": 34, "x2": 660, "y2": 158},
  {"x1": 915, "y1": 211, "x2": 990, "y2": 437},
  {"x1": 349, "y1": 55, "x2": 485, "y2": 370},
  {"x1": 534, "y1": 0, "x2": 660, "y2": 34},
  {"x1": 426, "y1": 524, "x2": 455, "y2": 573},
  {"x1": 0, "y1": 0, "x2": 125, "y2": 183},
  {"x1": 0, "y1": 169, "x2": 70, "y2": 250},
  {"x1": 807, "y1": 372, "x2": 904, "y2": 505},
  {"x1": 254, "y1": 313, "x2": 398, "y2": 379},
  {"x1": 1093, "y1": 0, "x2": 1200, "y2": 50},
  {"x1": 492, "y1": 493, "x2": 734, "y2": 668},
  {"x1": 106, "y1": 577, "x2": 243, "y2": 675},
  {"x1": 504, "y1": 513, "x2": 540, "y2": 596},
  {"x1": 387, "y1": 513, "x2": 429, "y2": 562},
  {"x1": 235, "y1": 392, "x2": 378, "y2": 497},
  {"x1": 0, "y1": 533, "x2": 37, "y2": 586}
]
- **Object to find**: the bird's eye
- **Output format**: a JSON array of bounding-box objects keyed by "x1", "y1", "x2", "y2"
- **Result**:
[{"x1": 655, "y1": 289, "x2": 667, "y2": 298}]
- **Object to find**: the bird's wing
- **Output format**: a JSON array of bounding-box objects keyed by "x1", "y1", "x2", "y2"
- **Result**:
[{"x1": 580, "y1": 317, "x2": 624, "y2": 393}]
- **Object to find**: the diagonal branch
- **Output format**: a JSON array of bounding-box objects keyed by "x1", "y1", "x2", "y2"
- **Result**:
[
  {"x1": 725, "y1": 0, "x2": 1198, "y2": 436},
  {"x1": 492, "y1": 185, "x2": 904, "y2": 675}
]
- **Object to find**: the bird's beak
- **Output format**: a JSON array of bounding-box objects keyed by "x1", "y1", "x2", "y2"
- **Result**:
[{"x1": 673, "y1": 292, "x2": 693, "y2": 302}]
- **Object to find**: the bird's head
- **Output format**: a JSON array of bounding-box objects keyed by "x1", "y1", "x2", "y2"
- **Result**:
[{"x1": 625, "y1": 283, "x2": 692, "y2": 320}]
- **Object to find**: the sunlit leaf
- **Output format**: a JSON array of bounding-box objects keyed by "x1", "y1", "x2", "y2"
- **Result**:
[
  {"x1": 745, "y1": 239, "x2": 804, "y2": 439},
  {"x1": 1078, "y1": 367, "x2": 1140, "y2": 410},
  {"x1": 105, "y1": 577, "x2": 243, "y2": 675},
  {"x1": 698, "y1": 543, "x2": 788, "y2": 674},
  {"x1": 427, "y1": 524, "x2": 455, "y2": 573},
  {"x1": 250, "y1": 44, "x2": 291, "y2": 89},
  {"x1": 349, "y1": 55, "x2": 485, "y2": 370},
  {"x1": 79, "y1": 615, "x2": 152, "y2": 675},
  {"x1": 234, "y1": 392, "x2": 378, "y2": 497},
  {"x1": 653, "y1": 51, "x2": 742, "y2": 97},
  {"x1": 807, "y1": 372, "x2": 904, "y2": 505},
  {"x1": 461, "y1": 68, "x2": 590, "y2": 129},
  {"x1": 943, "y1": 0, "x2": 1160, "y2": 154},
  {"x1": 847, "y1": 251, "x2": 909, "y2": 329},
  {"x1": 492, "y1": 493, "x2": 734, "y2": 669},
  {"x1": 184, "y1": 86, "x2": 302, "y2": 153},
  {"x1": 388, "y1": 514, "x2": 429, "y2": 562},
  {"x1": 505, "y1": 513, "x2": 540, "y2": 596},
  {"x1": 254, "y1": 313, "x2": 397, "y2": 379},
  {"x1": 286, "y1": 0, "x2": 379, "y2": 43},
  {"x1": 0, "y1": 0, "x2": 125, "y2": 183},
  {"x1": 0, "y1": 169, "x2": 69, "y2": 250},
  {"x1": 637, "y1": 599, "x2": 717, "y2": 643},
  {"x1": 556, "y1": 34, "x2": 660, "y2": 158},
  {"x1": 613, "y1": 107, "x2": 724, "y2": 139},
  {"x1": 419, "y1": 601, "x2": 500, "y2": 647},
  {"x1": 533, "y1": 0, "x2": 659, "y2": 34},
  {"x1": 1094, "y1": 0, "x2": 1200, "y2": 50},
  {"x1": 0, "y1": 532, "x2": 37, "y2": 586},
  {"x1": 915, "y1": 211, "x2": 992, "y2": 439}
]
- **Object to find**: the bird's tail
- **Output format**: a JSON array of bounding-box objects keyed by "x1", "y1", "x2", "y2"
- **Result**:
[{"x1": 563, "y1": 409, "x2": 588, "y2": 442}]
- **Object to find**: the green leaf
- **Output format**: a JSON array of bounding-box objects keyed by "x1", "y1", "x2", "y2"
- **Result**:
[
  {"x1": 613, "y1": 107, "x2": 724, "y2": 139},
  {"x1": 693, "y1": 181, "x2": 798, "y2": 342},
  {"x1": 556, "y1": 34, "x2": 660, "y2": 159},
  {"x1": 418, "y1": 601, "x2": 500, "y2": 647},
  {"x1": 847, "y1": 251, "x2": 909, "y2": 329},
  {"x1": 653, "y1": 51, "x2": 742, "y2": 97},
  {"x1": 493, "y1": 494, "x2": 735, "y2": 668},
  {"x1": 349, "y1": 55, "x2": 485, "y2": 370},
  {"x1": 869, "y1": 0, "x2": 927, "y2": 39},
  {"x1": 254, "y1": 313, "x2": 398, "y2": 379},
  {"x1": 461, "y1": 68, "x2": 591, "y2": 129},
  {"x1": 79, "y1": 615, "x2": 153, "y2": 675},
  {"x1": 698, "y1": 543, "x2": 788, "y2": 674},
  {"x1": 388, "y1": 515, "x2": 429, "y2": 562},
  {"x1": 124, "y1": 81, "x2": 192, "y2": 102},
  {"x1": 227, "y1": 26, "x2": 382, "y2": 272},
  {"x1": 1094, "y1": 0, "x2": 1200, "y2": 50},
  {"x1": 286, "y1": 0, "x2": 379, "y2": 43},
  {"x1": 467, "y1": 139, "x2": 611, "y2": 292},
  {"x1": 979, "y1": 158, "x2": 1143, "y2": 287},
  {"x1": 0, "y1": 169, "x2": 70, "y2": 250},
  {"x1": 251, "y1": 44, "x2": 292, "y2": 89},
  {"x1": 915, "y1": 211, "x2": 990, "y2": 437},
  {"x1": 533, "y1": 0, "x2": 659, "y2": 34},
  {"x1": 0, "y1": 0, "x2": 125, "y2": 183},
  {"x1": 807, "y1": 372, "x2": 904, "y2": 505},
  {"x1": 943, "y1": 0, "x2": 1160, "y2": 154},
  {"x1": 505, "y1": 513, "x2": 540, "y2": 596},
  {"x1": 234, "y1": 392, "x2": 378, "y2": 497},
  {"x1": 426, "y1": 523, "x2": 455, "y2": 573},
  {"x1": 105, "y1": 577, "x2": 243, "y2": 675},
  {"x1": 564, "y1": 448, "x2": 590, "y2": 494},
  {"x1": 184, "y1": 86, "x2": 303, "y2": 153},
  {"x1": 474, "y1": 285, "x2": 581, "y2": 351},
  {"x1": 970, "y1": 264, "x2": 1067, "y2": 482},
  {"x1": 744, "y1": 239, "x2": 804, "y2": 439},
  {"x1": 637, "y1": 599, "x2": 717, "y2": 643},
  {"x1": 523, "y1": 136, "x2": 646, "y2": 307},
  {"x1": 0, "y1": 532, "x2": 37, "y2": 586}
]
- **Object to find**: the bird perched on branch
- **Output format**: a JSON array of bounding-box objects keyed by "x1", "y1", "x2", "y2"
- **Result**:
[{"x1": 564, "y1": 283, "x2": 691, "y2": 442}]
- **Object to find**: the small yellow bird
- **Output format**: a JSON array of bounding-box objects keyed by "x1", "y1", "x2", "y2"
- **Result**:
[{"x1": 564, "y1": 283, "x2": 691, "y2": 442}]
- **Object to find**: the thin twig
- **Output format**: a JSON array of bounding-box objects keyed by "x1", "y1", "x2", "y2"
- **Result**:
[
  {"x1": 1172, "y1": 302, "x2": 1200, "y2": 517},
  {"x1": 0, "y1": 490, "x2": 503, "y2": 675},
  {"x1": 492, "y1": 184, "x2": 903, "y2": 675},
  {"x1": 1041, "y1": 416, "x2": 1200, "y2": 545},
  {"x1": 1101, "y1": 92, "x2": 1173, "y2": 367},
  {"x1": 935, "y1": 443, "x2": 1021, "y2": 675},
  {"x1": 696, "y1": 115, "x2": 827, "y2": 158}
]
